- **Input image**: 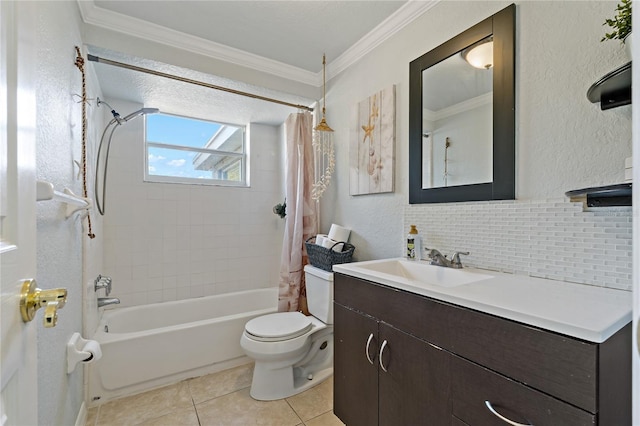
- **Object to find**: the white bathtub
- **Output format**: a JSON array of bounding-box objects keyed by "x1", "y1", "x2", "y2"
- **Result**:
[{"x1": 88, "y1": 288, "x2": 277, "y2": 404}]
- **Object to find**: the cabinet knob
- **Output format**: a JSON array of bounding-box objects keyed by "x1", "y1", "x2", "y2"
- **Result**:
[{"x1": 484, "y1": 401, "x2": 532, "y2": 426}]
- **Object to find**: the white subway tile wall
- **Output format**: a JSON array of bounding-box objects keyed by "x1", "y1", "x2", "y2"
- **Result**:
[
  {"x1": 405, "y1": 199, "x2": 632, "y2": 290},
  {"x1": 103, "y1": 122, "x2": 284, "y2": 307}
]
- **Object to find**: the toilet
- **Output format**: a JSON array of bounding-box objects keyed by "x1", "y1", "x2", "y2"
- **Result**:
[{"x1": 240, "y1": 265, "x2": 334, "y2": 401}]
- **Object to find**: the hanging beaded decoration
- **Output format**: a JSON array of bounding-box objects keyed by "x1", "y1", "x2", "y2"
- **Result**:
[{"x1": 311, "y1": 54, "x2": 335, "y2": 201}]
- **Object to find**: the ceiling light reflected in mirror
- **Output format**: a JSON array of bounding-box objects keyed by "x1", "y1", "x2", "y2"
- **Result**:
[{"x1": 462, "y1": 37, "x2": 494, "y2": 70}]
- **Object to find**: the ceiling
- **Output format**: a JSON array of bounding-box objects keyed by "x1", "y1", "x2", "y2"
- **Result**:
[
  {"x1": 80, "y1": 0, "x2": 434, "y2": 125},
  {"x1": 91, "y1": 0, "x2": 408, "y2": 74}
]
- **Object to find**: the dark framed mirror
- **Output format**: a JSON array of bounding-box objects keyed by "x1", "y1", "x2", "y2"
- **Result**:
[{"x1": 409, "y1": 4, "x2": 515, "y2": 204}]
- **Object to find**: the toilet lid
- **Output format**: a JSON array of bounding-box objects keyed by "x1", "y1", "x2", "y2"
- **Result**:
[{"x1": 245, "y1": 312, "x2": 313, "y2": 342}]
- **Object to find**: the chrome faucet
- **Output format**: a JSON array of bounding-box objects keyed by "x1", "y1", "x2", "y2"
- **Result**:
[
  {"x1": 97, "y1": 297, "x2": 120, "y2": 308},
  {"x1": 94, "y1": 275, "x2": 112, "y2": 296},
  {"x1": 425, "y1": 248, "x2": 469, "y2": 269}
]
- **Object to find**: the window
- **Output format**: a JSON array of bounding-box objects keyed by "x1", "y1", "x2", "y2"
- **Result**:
[{"x1": 145, "y1": 113, "x2": 247, "y2": 186}]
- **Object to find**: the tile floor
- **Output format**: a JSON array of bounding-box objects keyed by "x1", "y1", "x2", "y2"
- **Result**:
[{"x1": 85, "y1": 363, "x2": 344, "y2": 426}]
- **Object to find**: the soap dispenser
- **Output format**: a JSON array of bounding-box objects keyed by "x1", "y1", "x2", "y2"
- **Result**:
[{"x1": 407, "y1": 225, "x2": 422, "y2": 260}]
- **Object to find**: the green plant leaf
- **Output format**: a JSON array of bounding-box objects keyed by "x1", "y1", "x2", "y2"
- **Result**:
[{"x1": 602, "y1": 0, "x2": 632, "y2": 43}]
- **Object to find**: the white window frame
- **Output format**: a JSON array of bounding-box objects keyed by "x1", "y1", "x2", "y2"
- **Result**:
[{"x1": 144, "y1": 112, "x2": 248, "y2": 187}]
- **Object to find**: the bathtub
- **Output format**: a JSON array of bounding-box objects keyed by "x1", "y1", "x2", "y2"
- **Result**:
[{"x1": 88, "y1": 287, "x2": 277, "y2": 404}]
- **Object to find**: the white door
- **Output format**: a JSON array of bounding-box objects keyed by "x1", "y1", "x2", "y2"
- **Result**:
[{"x1": 0, "y1": 1, "x2": 38, "y2": 425}]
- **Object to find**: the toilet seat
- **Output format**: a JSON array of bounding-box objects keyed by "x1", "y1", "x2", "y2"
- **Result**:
[{"x1": 244, "y1": 312, "x2": 313, "y2": 342}]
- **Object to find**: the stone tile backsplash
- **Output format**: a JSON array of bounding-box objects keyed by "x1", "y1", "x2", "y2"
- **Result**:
[{"x1": 405, "y1": 199, "x2": 632, "y2": 291}]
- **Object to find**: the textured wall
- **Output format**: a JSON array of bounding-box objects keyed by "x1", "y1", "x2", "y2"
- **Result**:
[
  {"x1": 517, "y1": 1, "x2": 631, "y2": 198},
  {"x1": 35, "y1": 1, "x2": 103, "y2": 424},
  {"x1": 321, "y1": 1, "x2": 632, "y2": 286},
  {"x1": 102, "y1": 99, "x2": 284, "y2": 307}
]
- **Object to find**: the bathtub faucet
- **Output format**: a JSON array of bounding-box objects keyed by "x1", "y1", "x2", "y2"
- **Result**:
[
  {"x1": 97, "y1": 297, "x2": 120, "y2": 308},
  {"x1": 94, "y1": 275, "x2": 112, "y2": 296}
]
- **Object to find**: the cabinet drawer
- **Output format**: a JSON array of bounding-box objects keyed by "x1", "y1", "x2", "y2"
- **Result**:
[
  {"x1": 451, "y1": 355, "x2": 595, "y2": 426},
  {"x1": 334, "y1": 273, "x2": 451, "y2": 348},
  {"x1": 447, "y1": 304, "x2": 597, "y2": 412}
]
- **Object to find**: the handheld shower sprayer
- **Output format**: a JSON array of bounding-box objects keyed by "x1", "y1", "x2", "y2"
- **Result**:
[
  {"x1": 121, "y1": 108, "x2": 160, "y2": 123},
  {"x1": 95, "y1": 101, "x2": 159, "y2": 215}
]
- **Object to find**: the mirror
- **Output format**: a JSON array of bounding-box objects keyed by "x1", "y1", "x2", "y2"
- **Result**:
[
  {"x1": 409, "y1": 4, "x2": 515, "y2": 203},
  {"x1": 421, "y1": 42, "x2": 493, "y2": 189}
]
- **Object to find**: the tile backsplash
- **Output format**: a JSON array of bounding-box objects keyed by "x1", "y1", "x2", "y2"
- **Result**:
[{"x1": 405, "y1": 199, "x2": 632, "y2": 291}]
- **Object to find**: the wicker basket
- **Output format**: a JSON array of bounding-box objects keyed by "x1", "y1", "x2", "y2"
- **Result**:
[{"x1": 305, "y1": 236, "x2": 355, "y2": 272}]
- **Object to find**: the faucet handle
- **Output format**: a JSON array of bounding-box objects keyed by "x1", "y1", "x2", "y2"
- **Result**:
[
  {"x1": 424, "y1": 247, "x2": 440, "y2": 257},
  {"x1": 450, "y1": 251, "x2": 469, "y2": 268},
  {"x1": 94, "y1": 275, "x2": 112, "y2": 296}
]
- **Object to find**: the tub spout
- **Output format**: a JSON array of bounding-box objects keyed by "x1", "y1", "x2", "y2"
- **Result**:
[{"x1": 97, "y1": 297, "x2": 120, "y2": 308}]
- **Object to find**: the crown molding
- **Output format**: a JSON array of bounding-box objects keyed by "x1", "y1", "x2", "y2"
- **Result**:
[
  {"x1": 76, "y1": 0, "x2": 319, "y2": 86},
  {"x1": 423, "y1": 92, "x2": 492, "y2": 122},
  {"x1": 327, "y1": 0, "x2": 439, "y2": 80},
  {"x1": 77, "y1": 0, "x2": 438, "y2": 87}
]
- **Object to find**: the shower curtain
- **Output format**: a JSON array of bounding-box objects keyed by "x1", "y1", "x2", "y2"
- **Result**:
[{"x1": 278, "y1": 111, "x2": 316, "y2": 313}]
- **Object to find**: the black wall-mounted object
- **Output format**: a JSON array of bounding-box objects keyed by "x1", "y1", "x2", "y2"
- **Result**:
[
  {"x1": 587, "y1": 62, "x2": 631, "y2": 110},
  {"x1": 409, "y1": 4, "x2": 516, "y2": 204},
  {"x1": 565, "y1": 183, "x2": 632, "y2": 207}
]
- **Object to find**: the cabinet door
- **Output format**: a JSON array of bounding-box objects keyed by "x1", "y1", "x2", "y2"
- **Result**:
[
  {"x1": 334, "y1": 303, "x2": 379, "y2": 426},
  {"x1": 378, "y1": 323, "x2": 451, "y2": 426}
]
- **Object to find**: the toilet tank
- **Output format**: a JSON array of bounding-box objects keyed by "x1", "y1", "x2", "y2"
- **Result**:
[{"x1": 304, "y1": 265, "x2": 334, "y2": 324}]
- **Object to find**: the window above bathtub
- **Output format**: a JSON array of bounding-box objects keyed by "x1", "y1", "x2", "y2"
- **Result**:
[{"x1": 145, "y1": 112, "x2": 248, "y2": 187}]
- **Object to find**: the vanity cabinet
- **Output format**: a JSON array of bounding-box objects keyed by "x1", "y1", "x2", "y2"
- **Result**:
[{"x1": 333, "y1": 273, "x2": 631, "y2": 425}]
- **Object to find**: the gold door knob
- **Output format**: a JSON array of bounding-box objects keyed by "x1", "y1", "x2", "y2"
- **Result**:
[{"x1": 19, "y1": 279, "x2": 67, "y2": 327}]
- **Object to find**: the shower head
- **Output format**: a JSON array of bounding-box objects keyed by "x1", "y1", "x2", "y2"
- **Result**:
[{"x1": 121, "y1": 107, "x2": 160, "y2": 123}]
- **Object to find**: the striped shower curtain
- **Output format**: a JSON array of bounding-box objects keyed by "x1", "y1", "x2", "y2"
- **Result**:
[{"x1": 278, "y1": 111, "x2": 316, "y2": 313}]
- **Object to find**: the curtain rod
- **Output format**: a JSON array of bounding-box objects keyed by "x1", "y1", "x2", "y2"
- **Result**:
[{"x1": 87, "y1": 54, "x2": 314, "y2": 112}]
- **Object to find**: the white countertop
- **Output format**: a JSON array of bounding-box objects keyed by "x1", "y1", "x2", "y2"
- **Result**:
[{"x1": 333, "y1": 258, "x2": 632, "y2": 343}]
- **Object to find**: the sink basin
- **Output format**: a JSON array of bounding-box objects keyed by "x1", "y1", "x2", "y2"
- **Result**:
[{"x1": 346, "y1": 258, "x2": 493, "y2": 288}]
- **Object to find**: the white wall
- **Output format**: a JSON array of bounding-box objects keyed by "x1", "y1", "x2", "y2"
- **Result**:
[
  {"x1": 321, "y1": 1, "x2": 632, "y2": 284},
  {"x1": 428, "y1": 103, "x2": 492, "y2": 188},
  {"x1": 102, "y1": 99, "x2": 284, "y2": 307},
  {"x1": 35, "y1": 1, "x2": 104, "y2": 424}
]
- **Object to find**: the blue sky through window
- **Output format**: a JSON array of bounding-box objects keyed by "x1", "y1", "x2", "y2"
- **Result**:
[{"x1": 146, "y1": 113, "x2": 222, "y2": 178}]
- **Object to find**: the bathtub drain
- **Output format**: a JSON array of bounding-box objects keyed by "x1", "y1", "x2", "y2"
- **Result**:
[{"x1": 104, "y1": 325, "x2": 109, "y2": 333}]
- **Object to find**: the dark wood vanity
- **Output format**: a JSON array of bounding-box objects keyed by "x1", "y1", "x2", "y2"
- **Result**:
[{"x1": 333, "y1": 273, "x2": 631, "y2": 426}]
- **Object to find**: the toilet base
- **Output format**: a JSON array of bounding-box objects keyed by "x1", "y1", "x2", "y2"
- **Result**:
[
  {"x1": 248, "y1": 329, "x2": 334, "y2": 401},
  {"x1": 249, "y1": 364, "x2": 333, "y2": 401}
]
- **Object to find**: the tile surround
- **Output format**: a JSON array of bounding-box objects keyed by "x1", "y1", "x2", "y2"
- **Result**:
[
  {"x1": 103, "y1": 120, "x2": 284, "y2": 307},
  {"x1": 405, "y1": 199, "x2": 632, "y2": 290}
]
